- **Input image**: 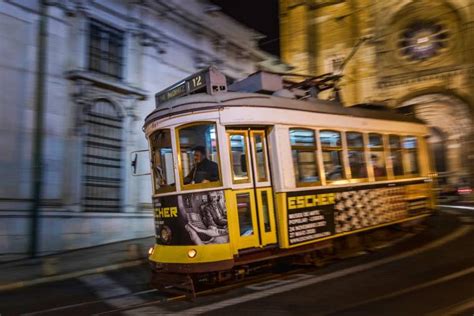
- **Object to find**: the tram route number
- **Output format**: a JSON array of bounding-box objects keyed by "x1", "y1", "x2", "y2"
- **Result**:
[{"x1": 189, "y1": 74, "x2": 204, "y2": 91}]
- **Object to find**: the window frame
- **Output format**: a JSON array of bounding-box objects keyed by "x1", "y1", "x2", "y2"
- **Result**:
[
  {"x1": 320, "y1": 129, "x2": 347, "y2": 183},
  {"x1": 176, "y1": 121, "x2": 223, "y2": 191},
  {"x1": 227, "y1": 130, "x2": 252, "y2": 185},
  {"x1": 149, "y1": 129, "x2": 176, "y2": 194},
  {"x1": 368, "y1": 133, "x2": 388, "y2": 181},
  {"x1": 388, "y1": 134, "x2": 406, "y2": 179},
  {"x1": 289, "y1": 128, "x2": 321, "y2": 187},
  {"x1": 345, "y1": 131, "x2": 369, "y2": 181},
  {"x1": 251, "y1": 130, "x2": 270, "y2": 183},
  {"x1": 402, "y1": 135, "x2": 420, "y2": 177},
  {"x1": 88, "y1": 18, "x2": 125, "y2": 79}
]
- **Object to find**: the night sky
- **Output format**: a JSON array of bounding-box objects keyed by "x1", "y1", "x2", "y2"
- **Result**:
[{"x1": 209, "y1": 0, "x2": 280, "y2": 57}]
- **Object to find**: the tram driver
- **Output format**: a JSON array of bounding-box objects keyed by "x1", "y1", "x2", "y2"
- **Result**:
[{"x1": 184, "y1": 145, "x2": 219, "y2": 184}]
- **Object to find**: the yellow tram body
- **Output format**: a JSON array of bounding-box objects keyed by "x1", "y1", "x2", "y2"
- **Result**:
[{"x1": 144, "y1": 68, "x2": 436, "y2": 275}]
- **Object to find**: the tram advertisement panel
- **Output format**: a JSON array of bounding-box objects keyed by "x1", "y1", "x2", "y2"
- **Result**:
[
  {"x1": 333, "y1": 187, "x2": 407, "y2": 234},
  {"x1": 286, "y1": 186, "x2": 410, "y2": 246},
  {"x1": 286, "y1": 192, "x2": 336, "y2": 245},
  {"x1": 153, "y1": 190, "x2": 229, "y2": 246}
]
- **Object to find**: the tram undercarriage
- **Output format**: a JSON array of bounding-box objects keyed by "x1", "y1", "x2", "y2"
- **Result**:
[{"x1": 150, "y1": 219, "x2": 427, "y2": 300}]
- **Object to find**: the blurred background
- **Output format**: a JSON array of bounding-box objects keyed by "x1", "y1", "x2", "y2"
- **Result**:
[{"x1": 0, "y1": 0, "x2": 472, "y2": 261}]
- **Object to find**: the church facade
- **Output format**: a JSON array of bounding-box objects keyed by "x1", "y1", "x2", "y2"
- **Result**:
[{"x1": 280, "y1": 0, "x2": 474, "y2": 186}]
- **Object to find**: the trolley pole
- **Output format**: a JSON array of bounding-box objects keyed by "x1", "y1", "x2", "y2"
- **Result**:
[{"x1": 29, "y1": 0, "x2": 48, "y2": 258}]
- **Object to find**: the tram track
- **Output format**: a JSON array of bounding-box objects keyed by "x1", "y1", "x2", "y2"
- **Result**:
[
  {"x1": 92, "y1": 268, "x2": 311, "y2": 316},
  {"x1": 21, "y1": 266, "x2": 309, "y2": 316},
  {"x1": 20, "y1": 215, "x2": 470, "y2": 316},
  {"x1": 22, "y1": 228, "x2": 419, "y2": 316},
  {"x1": 90, "y1": 223, "x2": 474, "y2": 315},
  {"x1": 36, "y1": 236, "x2": 415, "y2": 315}
]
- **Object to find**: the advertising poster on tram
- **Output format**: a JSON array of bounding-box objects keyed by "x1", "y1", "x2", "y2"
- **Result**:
[
  {"x1": 286, "y1": 192, "x2": 336, "y2": 245},
  {"x1": 333, "y1": 187, "x2": 407, "y2": 233},
  {"x1": 153, "y1": 190, "x2": 229, "y2": 246},
  {"x1": 286, "y1": 185, "x2": 410, "y2": 246}
]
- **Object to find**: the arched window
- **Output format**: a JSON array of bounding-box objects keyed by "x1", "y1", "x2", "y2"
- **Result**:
[{"x1": 83, "y1": 100, "x2": 123, "y2": 212}]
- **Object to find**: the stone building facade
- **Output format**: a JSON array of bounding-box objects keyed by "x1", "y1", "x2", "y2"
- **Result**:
[
  {"x1": 0, "y1": 0, "x2": 280, "y2": 258},
  {"x1": 279, "y1": 0, "x2": 474, "y2": 186}
]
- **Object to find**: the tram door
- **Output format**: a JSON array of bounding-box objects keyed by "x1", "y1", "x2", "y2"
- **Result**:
[{"x1": 227, "y1": 129, "x2": 277, "y2": 251}]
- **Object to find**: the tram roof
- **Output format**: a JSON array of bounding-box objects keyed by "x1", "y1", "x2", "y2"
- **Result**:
[{"x1": 144, "y1": 92, "x2": 425, "y2": 127}]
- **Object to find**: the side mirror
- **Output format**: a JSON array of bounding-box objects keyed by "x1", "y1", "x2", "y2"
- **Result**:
[
  {"x1": 130, "y1": 149, "x2": 151, "y2": 176},
  {"x1": 131, "y1": 153, "x2": 138, "y2": 174}
]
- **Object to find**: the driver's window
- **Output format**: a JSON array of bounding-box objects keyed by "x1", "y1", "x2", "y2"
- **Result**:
[
  {"x1": 177, "y1": 123, "x2": 221, "y2": 188},
  {"x1": 150, "y1": 129, "x2": 175, "y2": 193}
]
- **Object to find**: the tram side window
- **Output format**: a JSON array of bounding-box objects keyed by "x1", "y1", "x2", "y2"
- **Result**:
[
  {"x1": 178, "y1": 123, "x2": 221, "y2": 186},
  {"x1": 346, "y1": 132, "x2": 367, "y2": 179},
  {"x1": 150, "y1": 129, "x2": 175, "y2": 193},
  {"x1": 368, "y1": 133, "x2": 387, "y2": 179},
  {"x1": 289, "y1": 129, "x2": 320, "y2": 184},
  {"x1": 320, "y1": 130, "x2": 345, "y2": 181},
  {"x1": 389, "y1": 135, "x2": 404, "y2": 176},
  {"x1": 403, "y1": 136, "x2": 420, "y2": 175}
]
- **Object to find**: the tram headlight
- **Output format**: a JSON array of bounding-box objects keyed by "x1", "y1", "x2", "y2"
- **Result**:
[
  {"x1": 148, "y1": 246, "x2": 154, "y2": 256},
  {"x1": 187, "y1": 249, "x2": 197, "y2": 258}
]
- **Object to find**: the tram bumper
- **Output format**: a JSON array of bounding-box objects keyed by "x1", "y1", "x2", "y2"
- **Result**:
[{"x1": 148, "y1": 244, "x2": 235, "y2": 273}]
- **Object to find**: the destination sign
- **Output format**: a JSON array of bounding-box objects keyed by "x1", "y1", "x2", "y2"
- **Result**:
[
  {"x1": 156, "y1": 72, "x2": 207, "y2": 105},
  {"x1": 157, "y1": 82, "x2": 187, "y2": 104}
]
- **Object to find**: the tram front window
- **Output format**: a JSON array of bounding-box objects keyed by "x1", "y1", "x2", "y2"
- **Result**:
[
  {"x1": 178, "y1": 123, "x2": 221, "y2": 186},
  {"x1": 150, "y1": 129, "x2": 175, "y2": 193}
]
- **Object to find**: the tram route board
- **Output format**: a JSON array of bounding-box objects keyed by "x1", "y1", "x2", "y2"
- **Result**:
[{"x1": 156, "y1": 72, "x2": 207, "y2": 105}]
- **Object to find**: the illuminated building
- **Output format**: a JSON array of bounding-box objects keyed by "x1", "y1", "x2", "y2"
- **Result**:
[{"x1": 280, "y1": 0, "x2": 474, "y2": 186}]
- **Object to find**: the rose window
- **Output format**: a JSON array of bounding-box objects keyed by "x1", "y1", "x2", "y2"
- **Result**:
[{"x1": 398, "y1": 21, "x2": 449, "y2": 61}]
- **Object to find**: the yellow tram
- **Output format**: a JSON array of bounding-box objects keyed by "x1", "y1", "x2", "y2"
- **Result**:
[{"x1": 144, "y1": 67, "x2": 435, "y2": 286}]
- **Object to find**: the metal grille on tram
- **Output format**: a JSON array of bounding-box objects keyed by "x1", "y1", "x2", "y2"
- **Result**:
[{"x1": 83, "y1": 100, "x2": 122, "y2": 212}]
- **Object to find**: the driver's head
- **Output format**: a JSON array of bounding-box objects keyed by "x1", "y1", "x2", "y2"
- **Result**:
[{"x1": 192, "y1": 146, "x2": 206, "y2": 164}]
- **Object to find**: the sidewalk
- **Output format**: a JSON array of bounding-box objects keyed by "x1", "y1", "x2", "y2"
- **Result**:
[{"x1": 0, "y1": 236, "x2": 154, "y2": 292}]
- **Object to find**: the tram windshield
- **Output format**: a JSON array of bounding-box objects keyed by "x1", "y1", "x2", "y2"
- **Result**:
[
  {"x1": 178, "y1": 123, "x2": 221, "y2": 187},
  {"x1": 150, "y1": 129, "x2": 175, "y2": 193}
]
